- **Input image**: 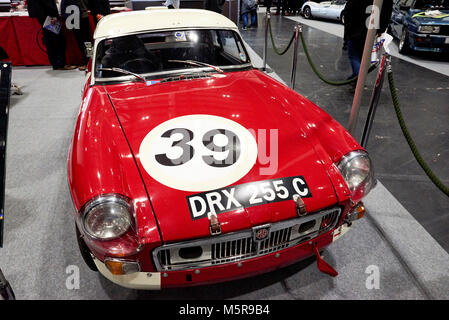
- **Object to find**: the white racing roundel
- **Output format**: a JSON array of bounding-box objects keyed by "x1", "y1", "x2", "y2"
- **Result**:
[{"x1": 139, "y1": 115, "x2": 258, "y2": 192}]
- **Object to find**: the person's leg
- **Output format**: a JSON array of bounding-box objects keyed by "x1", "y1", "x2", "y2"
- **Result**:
[
  {"x1": 250, "y1": 9, "x2": 257, "y2": 27},
  {"x1": 242, "y1": 13, "x2": 248, "y2": 29},
  {"x1": 347, "y1": 39, "x2": 362, "y2": 77},
  {"x1": 72, "y1": 17, "x2": 91, "y2": 66},
  {"x1": 42, "y1": 28, "x2": 66, "y2": 70},
  {"x1": 281, "y1": 0, "x2": 287, "y2": 15},
  {"x1": 266, "y1": 0, "x2": 272, "y2": 12},
  {"x1": 293, "y1": 0, "x2": 299, "y2": 14}
]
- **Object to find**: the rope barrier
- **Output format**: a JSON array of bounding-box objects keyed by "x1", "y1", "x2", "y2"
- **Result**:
[
  {"x1": 268, "y1": 19, "x2": 296, "y2": 56},
  {"x1": 299, "y1": 32, "x2": 358, "y2": 86},
  {"x1": 266, "y1": 17, "x2": 380, "y2": 86},
  {"x1": 387, "y1": 64, "x2": 449, "y2": 197},
  {"x1": 265, "y1": 15, "x2": 448, "y2": 196}
]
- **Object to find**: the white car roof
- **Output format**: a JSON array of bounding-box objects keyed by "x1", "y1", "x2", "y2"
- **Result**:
[{"x1": 94, "y1": 8, "x2": 239, "y2": 39}]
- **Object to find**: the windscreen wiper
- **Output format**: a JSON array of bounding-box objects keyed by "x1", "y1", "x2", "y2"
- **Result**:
[
  {"x1": 168, "y1": 60, "x2": 224, "y2": 74},
  {"x1": 97, "y1": 67, "x2": 147, "y2": 82}
]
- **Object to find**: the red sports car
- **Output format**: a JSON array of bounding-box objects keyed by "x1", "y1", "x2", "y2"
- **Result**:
[{"x1": 68, "y1": 8, "x2": 375, "y2": 289}]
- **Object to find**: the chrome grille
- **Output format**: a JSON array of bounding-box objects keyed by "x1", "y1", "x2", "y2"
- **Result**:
[{"x1": 153, "y1": 207, "x2": 341, "y2": 271}]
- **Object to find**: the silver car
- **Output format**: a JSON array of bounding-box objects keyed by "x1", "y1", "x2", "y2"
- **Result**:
[{"x1": 301, "y1": 0, "x2": 347, "y2": 24}]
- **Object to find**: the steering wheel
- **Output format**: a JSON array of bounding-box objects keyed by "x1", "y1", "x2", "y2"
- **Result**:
[{"x1": 120, "y1": 58, "x2": 160, "y2": 74}]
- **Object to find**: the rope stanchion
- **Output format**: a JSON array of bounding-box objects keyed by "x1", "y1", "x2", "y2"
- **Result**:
[
  {"x1": 265, "y1": 16, "x2": 377, "y2": 86},
  {"x1": 386, "y1": 59, "x2": 449, "y2": 197},
  {"x1": 268, "y1": 19, "x2": 296, "y2": 56},
  {"x1": 299, "y1": 32, "x2": 358, "y2": 86}
]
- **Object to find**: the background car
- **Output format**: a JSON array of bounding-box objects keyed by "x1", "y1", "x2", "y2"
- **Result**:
[
  {"x1": 389, "y1": 0, "x2": 449, "y2": 54},
  {"x1": 301, "y1": 0, "x2": 347, "y2": 24}
]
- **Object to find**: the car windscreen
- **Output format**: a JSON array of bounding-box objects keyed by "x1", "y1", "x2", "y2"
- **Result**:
[
  {"x1": 413, "y1": 0, "x2": 449, "y2": 9},
  {"x1": 94, "y1": 29, "x2": 250, "y2": 80}
]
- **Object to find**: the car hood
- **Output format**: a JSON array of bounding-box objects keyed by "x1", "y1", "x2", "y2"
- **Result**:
[
  {"x1": 410, "y1": 9, "x2": 449, "y2": 24},
  {"x1": 105, "y1": 70, "x2": 339, "y2": 242}
]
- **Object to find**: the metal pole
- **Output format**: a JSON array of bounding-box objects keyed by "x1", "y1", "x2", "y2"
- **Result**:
[
  {"x1": 0, "y1": 62, "x2": 11, "y2": 249},
  {"x1": 360, "y1": 54, "x2": 388, "y2": 148},
  {"x1": 263, "y1": 10, "x2": 270, "y2": 71},
  {"x1": 237, "y1": 0, "x2": 241, "y2": 28},
  {"x1": 347, "y1": 0, "x2": 384, "y2": 134},
  {"x1": 290, "y1": 24, "x2": 301, "y2": 89}
]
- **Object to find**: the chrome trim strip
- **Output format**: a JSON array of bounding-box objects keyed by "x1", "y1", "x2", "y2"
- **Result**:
[{"x1": 152, "y1": 207, "x2": 341, "y2": 271}]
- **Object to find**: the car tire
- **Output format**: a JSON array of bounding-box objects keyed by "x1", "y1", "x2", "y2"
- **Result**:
[
  {"x1": 75, "y1": 224, "x2": 98, "y2": 272},
  {"x1": 398, "y1": 28, "x2": 410, "y2": 54},
  {"x1": 303, "y1": 6, "x2": 312, "y2": 19}
]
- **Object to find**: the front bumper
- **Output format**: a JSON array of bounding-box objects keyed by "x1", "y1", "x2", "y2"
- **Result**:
[
  {"x1": 95, "y1": 223, "x2": 352, "y2": 290},
  {"x1": 409, "y1": 32, "x2": 449, "y2": 52}
]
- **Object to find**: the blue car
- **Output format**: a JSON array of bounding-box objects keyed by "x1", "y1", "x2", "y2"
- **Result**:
[{"x1": 390, "y1": 0, "x2": 449, "y2": 54}]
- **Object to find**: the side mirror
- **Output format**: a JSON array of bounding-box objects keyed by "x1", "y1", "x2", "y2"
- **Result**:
[{"x1": 84, "y1": 42, "x2": 93, "y2": 59}]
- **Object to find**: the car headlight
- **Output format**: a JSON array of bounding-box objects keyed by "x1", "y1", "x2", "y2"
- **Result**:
[
  {"x1": 418, "y1": 25, "x2": 440, "y2": 34},
  {"x1": 337, "y1": 151, "x2": 375, "y2": 201},
  {"x1": 81, "y1": 194, "x2": 133, "y2": 240}
]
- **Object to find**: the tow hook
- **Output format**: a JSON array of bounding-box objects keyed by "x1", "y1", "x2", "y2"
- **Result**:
[{"x1": 310, "y1": 242, "x2": 338, "y2": 277}]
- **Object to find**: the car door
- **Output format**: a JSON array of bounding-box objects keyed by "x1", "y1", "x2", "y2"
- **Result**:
[
  {"x1": 317, "y1": 1, "x2": 333, "y2": 18},
  {"x1": 391, "y1": 0, "x2": 414, "y2": 37},
  {"x1": 327, "y1": 0, "x2": 345, "y2": 20}
]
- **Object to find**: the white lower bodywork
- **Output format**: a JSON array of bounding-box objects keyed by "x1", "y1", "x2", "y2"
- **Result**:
[
  {"x1": 94, "y1": 258, "x2": 161, "y2": 290},
  {"x1": 332, "y1": 222, "x2": 352, "y2": 242}
]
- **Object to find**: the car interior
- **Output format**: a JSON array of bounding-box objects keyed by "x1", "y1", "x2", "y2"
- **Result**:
[{"x1": 96, "y1": 29, "x2": 249, "y2": 79}]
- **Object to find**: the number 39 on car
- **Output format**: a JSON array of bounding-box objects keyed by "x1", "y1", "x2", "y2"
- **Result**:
[{"x1": 68, "y1": 8, "x2": 376, "y2": 289}]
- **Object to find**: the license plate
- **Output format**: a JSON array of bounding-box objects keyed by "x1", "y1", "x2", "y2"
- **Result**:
[{"x1": 187, "y1": 175, "x2": 312, "y2": 220}]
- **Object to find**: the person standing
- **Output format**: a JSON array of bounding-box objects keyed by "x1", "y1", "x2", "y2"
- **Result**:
[
  {"x1": 204, "y1": 0, "x2": 225, "y2": 13},
  {"x1": 60, "y1": 0, "x2": 91, "y2": 70},
  {"x1": 241, "y1": 0, "x2": 258, "y2": 30},
  {"x1": 344, "y1": 0, "x2": 393, "y2": 78},
  {"x1": 27, "y1": 0, "x2": 76, "y2": 70},
  {"x1": 87, "y1": 0, "x2": 110, "y2": 23},
  {"x1": 275, "y1": 0, "x2": 288, "y2": 16}
]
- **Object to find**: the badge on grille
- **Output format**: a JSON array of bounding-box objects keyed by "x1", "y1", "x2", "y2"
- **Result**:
[{"x1": 253, "y1": 225, "x2": 271, "y2": 242}]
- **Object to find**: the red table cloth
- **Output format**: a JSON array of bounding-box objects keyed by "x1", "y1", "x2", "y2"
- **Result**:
[{"x1": 0, "y1": 13, "x2": 93, "y2": 66}]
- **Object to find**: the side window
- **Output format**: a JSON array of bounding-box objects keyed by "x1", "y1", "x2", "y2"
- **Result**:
[{"x1": 218, "y1": 31, "x2": 248, "y2": 63}]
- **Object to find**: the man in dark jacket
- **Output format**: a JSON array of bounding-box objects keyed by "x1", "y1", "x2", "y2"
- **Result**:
[
  {"x1": 60, "y1": 0, "x2": 91, "y2": 69},
  {"x1": 27, "y1": 0, "x2": 75, "y2": 70},
  {"x1": 87, "y1": 0, "x2": 110, "y2": 23},
  {"x1": 344, "y1": 0, "x2": 393, "y2": 77},
  {"x1": 204, "y1": 0, "x2": 225, "y2": 14}
]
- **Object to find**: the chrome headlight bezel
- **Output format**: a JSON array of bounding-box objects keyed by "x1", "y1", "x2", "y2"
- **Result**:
[
  {"x1": 81, "y1": 194, "x2": 133, "y2": 241},
  {"x1": 337, "y1": 150, "x2": 376, "y2": 201}
]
